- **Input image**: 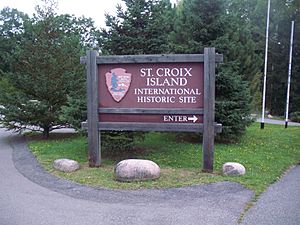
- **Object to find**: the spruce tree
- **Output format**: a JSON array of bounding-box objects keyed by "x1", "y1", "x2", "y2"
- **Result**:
[
  {"x1": 98, "y1": 0, "x2": 174, "y2": 151},
  {"x1": 171, "y1": 0, "x2": 255, "y2": 141},
  {"x1": 100, "y1": 0, "x2": 174, "y2": 55},
  {"x1": 0, "y1": 8, "x2": 28, "y2": 75},
  {"x1": 0, "y1": 1, "x2": 95, "y2": 137}
]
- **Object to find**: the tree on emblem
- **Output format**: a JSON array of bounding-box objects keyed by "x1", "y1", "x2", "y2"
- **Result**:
[{"x1": 105, "y1": 68, "x2": 131, "y2": 102}]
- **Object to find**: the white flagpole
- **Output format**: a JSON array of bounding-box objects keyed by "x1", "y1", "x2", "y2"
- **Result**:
[
  {"x1": 285, "y1": 21, "x2": 295, "y2": 128},
  {"x1": 261, "y1": 0, "x2": 271, "y2": 129}
]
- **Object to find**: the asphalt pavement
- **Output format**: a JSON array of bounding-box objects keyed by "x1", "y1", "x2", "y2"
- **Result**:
[
  {"x1": 256, "y1": 118, "x2": 300, "y2": 126},
  {"x1": 0, "y1": 127, "x2": 299, "y2": 225},
  {"x1": 242, "y1": 166, "x2": 300, "y2": 225}
]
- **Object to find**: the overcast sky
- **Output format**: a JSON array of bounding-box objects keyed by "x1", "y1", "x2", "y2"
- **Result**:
[
  {"x1": 0, "y1": 0, "x2": 176, "y2": 28},
  {"x1": 0, "y1": 0, "x2": 126, "y2": 28}
]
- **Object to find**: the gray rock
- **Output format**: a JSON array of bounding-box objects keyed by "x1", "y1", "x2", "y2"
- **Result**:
[
  {"x1": 53, "y1": 159, "x2": 80, "y2": 173},
  {"x1": 115, "y1": 159, "x2": 160, "y2": 182},
  {"x1": 222, "y1": 162, "x2": 246, "y2": 176}
]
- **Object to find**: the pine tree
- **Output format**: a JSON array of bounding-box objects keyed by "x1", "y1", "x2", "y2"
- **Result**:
[
  {"x1": 266, "y1": 0, "x2": 300, "y2": 115},
  {"x1": 0, "y1": 8, "x2": 28, "y2": 75},
  {"x1": 0, "y1": 1, "x2": 96, "y2": 137},
  {"x1": 98, "y1": 0, "x2": 174, "y2": 151},
  {"x1": 171, "y1": 0, "x2": 255, "y2": 141},
  {"x1": 100, "y1": 0, "x2": 174, "y2": 55}
]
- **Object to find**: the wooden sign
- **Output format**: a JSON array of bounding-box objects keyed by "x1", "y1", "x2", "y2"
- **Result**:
[{"x1": 81, "y1": 48, "x2": 223, "y2": 172}]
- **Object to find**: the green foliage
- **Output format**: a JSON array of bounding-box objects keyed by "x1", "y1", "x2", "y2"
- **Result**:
[
  {"x1": 59, "y1": 94, "x2": 87, "y2": 131},
  {"x1": 0, "y1": 1, "x2": 96, "y2": 137},
  {"x1": 170, "y1": 0, "x2": 255, "y2": 141},
  {"x1": 101, "y1": 131, "x2": 145, "y2": 155},
  {"x1": 97, "y1": 0, "x2": 175, "y2": 151},
  {"x1": 290, "y1": 112, "x2": 300, "y2": 123},
  {"x1": 28, "y1": 123, "x2": 300, "y2": 193},
  {"x1": 2, "y1": 0, "x2": 298, "y2": 143},
  {"x1": 0, "y1": 7, "x2": 28, "y2": 74},
  {"x1": 215, "y1": 66, "x2": 253, "y2": 141},
  {"x1": 99, "y1": 0, "x2": 174, "y2": 54},
  {"x1": 239, "y1": 0, "x2": 300, "y2": 115},
  {"x1": 213, "y1": 2, "x2": 263, "y2": 110},
  {"x1": 170, "y1": 0, "x2": 225, "y2": 53}
]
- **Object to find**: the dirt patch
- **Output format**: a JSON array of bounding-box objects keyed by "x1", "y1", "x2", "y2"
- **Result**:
[{"x1": 25, "y1": 132, "x2": 80, "y2": 141}]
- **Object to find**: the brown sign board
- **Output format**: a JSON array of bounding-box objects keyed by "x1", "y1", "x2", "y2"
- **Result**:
[
  {"x1": 99, "y1": 63, "x2": 204, "y2": 108},
  {"x1": 81, "y1": 48, "x2": 223, "y2": 172},
  {"x1": 99, "y1": 114, "x2": 203, "y2": 123},
  {"x1": 98, "y1": 63, "x2": 204, "y2": 123}
]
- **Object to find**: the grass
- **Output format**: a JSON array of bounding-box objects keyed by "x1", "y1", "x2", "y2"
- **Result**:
[{"x1": 27, "y1": 123, "x2": 300, "y2": 195}]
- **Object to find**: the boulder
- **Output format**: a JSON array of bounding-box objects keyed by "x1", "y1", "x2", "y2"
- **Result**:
[
  {"x1": 53, "y1": 159, "x2": 80, "y2": 173},
  {"x1": 115, "y1": 159, "x2": 160, "y2": 182},
  {"x1": 222, "y1": 162, "x2": 246, "y2": 176}
]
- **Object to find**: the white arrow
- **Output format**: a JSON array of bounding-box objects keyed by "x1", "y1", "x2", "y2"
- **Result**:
[{"x1": 188, "y1": 115, "x2": 198, "y2": 123}]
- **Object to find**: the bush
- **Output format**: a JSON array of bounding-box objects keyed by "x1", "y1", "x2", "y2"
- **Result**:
[
  {"x1": 101, "y1": 131, "x2": 145, "y2": 155},
  {"x1": 290, "y1": 112, "x2": 300, "y2": 122},
  {"x1": 215, "y1": 66, "x2": 253, "y2": 142},
  {"x1": 175, "y1": 66, "x2": 253, "y2": 144}
]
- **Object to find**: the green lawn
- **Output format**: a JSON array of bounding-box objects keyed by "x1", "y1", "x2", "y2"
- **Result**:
[{"x1": 28, "y1": 123, "x2": 300, "y2": 195}]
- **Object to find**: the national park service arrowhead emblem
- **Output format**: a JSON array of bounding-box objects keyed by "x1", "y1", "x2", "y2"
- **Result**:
[{"x1": 105, "y1": 68, "x2": 131, "y2": 102}]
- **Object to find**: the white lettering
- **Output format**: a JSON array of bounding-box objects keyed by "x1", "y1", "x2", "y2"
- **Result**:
[
  {"x1": 163, "y1": 115, "x2": 188, "y2": 122},
  {"x1": 179, "y1": 96, "x2": 196, "y2": 103},
  {"x1": 137, "y1": 96, "x2": 175, "y2": 103},
  {"x1": 156, "y1": 68, "x2": 164, "y2": 77},
  {"x1": 145, "y1": 77, "x2": 188, "y2": 87},
  {"x1": 140, "y1": 68, "x2": 153, "y2": 77},
  {"x1": 155, "y1": 67, "x2": 192, "y2": 77}
]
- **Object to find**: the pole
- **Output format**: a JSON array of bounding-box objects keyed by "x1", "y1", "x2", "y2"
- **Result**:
[
  {"x1": 202, "y1": 48, "x2": 216, "y2": 173},
  {"x1": 86, "y1": 50, "x2": 101, "y2": 167},
  {"x1": 285, "y1": 21, "x2": 295, "y2": 128},
  {"x1": 261, "y1": 0, "x2": 271, "y2": 129}
]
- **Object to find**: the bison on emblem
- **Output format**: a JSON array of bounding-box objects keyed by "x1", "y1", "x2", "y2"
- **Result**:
[{"x1": 105, "y1": 68, "x2": 131, "y2": 102}]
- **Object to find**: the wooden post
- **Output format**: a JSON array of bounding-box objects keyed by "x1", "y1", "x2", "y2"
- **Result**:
[
  {"x1": 82, "y1": 50, "x2": 221, "y2": 169},
  {"x1": 202, "y1": 48, "x2": 216, "y2": 172},
  {"x1": 86, "y1": 50, "x2": 101, "y2": 167}
]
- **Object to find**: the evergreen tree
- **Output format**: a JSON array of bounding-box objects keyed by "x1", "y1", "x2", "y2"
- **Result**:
[
  {"x1": 215, "y1": 66, "x2": 252, "y2": 141},
  {"x1": 0, "y1": 1, "x2": 96, "y2": 137},
  {"x1": 170, "y1": 0, "x2": 225, "y2": 53},
  {"x1": 266, "y1": 0, "x2": 300, "y2": 115},
  {"x1": 171, "y1": 0, "x2": 255, "y2": 141},
  {"x1": 98, "y1": 0, "x2": 174, "y2": 151},
  {"x1": 232, "y1": 0, "x2": 300, "y2": 116},
  {"x1": 0, "y1": 8, "x2": 28, "y2": 75},
  {"x1": 100, "y1": 0, "x2": 174, "y2": 54}
]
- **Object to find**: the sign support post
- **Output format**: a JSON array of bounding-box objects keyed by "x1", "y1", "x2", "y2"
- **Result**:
[
  {"x1": 202, "y1": 48, "x2": 216, "y2": 172},
  {"x1": 86, "y1": 50, "x2": 101, "y2": 167},
  {"x1": 82, "y1": 48, "x2": 222, "y2": 171}
]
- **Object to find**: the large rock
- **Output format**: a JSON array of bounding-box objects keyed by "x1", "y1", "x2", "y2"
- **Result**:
[
  {"x1": 115, "y1": 159, "x2": 160, "y2": 182},
  {"x1": 222, "y1": 162, "x2": 246, "y2": 176},
  {"x1": 53, "y1": 159, "x2": 80, "y2": 173}
]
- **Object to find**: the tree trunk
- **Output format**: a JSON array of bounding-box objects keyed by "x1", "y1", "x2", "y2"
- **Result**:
[{"x1": 43, "y1": 126, "x2": 50, "y2": 139}]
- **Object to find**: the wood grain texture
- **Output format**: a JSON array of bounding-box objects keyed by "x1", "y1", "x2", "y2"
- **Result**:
[
  {"x1": 202, "y1": 48, "x2": 216, "y2": 172},
  {"x1": 86, "y1": 50, "x2": 101, "y2": 167}
]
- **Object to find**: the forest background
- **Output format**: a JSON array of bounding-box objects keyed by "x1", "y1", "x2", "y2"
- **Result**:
[{"x1": 0, "y1": 0, "x2": 299, "y2": 141}]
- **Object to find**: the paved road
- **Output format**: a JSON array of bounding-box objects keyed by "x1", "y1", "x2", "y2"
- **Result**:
[
  {"x1": 242, "y1": 166, "x2": 300, "y2": 225},
  {"x1": 0, "y1": 128, "x2": 299, "y2": 225},
  {"x1": 1, "y1": 128, "x2": 253, "y2": 225},
  {"x1": 257, "y1": 118, "x2": 300, "y2": 126}
]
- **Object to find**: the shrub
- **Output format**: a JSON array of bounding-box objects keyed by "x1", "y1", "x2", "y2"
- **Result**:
[
  {"x1": 215, "y1": 66, "x2": 253, "y2": 142},
  {"x1": 101, "y1": 131, "x2": 145, "y2": 155},
  {"x1": 290, "y1": 112, "x2": 300, "y2": 122}
]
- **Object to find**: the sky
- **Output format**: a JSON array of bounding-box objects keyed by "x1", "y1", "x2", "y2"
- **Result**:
[{"x1": 0, "y1": 0, "x2": 176, "y2": 28}]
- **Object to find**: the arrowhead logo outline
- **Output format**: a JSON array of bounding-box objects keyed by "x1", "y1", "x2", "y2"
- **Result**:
[{"x1": 105, "y1": 68, "x2": 131, "y2": 102}]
